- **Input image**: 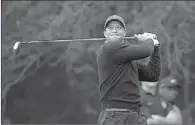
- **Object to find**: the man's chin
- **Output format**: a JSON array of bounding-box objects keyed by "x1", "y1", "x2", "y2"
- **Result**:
[{"x1": 108, "y1": 37, "x2": 122, "y2": 42}]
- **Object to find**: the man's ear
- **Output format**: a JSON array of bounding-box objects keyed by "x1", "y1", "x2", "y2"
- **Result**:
[
  {"x1": 104, "y1": 30, "x2": 107, "y2": 38},
  {"x1": 124, "y1": 30, "x2": 126, "y2": 37}
]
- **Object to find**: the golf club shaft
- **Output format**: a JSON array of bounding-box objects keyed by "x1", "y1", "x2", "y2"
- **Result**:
[
  {"x1": 21, "y1": 37, "x2": 135, "y2": 44},
  {"x1": 12, "y1": 36, "x2": 135, "y2": 55}
]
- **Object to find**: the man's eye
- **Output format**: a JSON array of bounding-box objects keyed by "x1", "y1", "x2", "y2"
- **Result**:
[
  {"x1": 106, "y1": 26, "x2": 123, "y2": 30},
  {"x1": 116, "y1": 26, "x2": 122, "y2": 29},
  {"x1": 107, "y1": 26, "x2": 113, "y2": 29}
]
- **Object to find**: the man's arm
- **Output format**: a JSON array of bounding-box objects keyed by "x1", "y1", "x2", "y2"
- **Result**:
[
  {"x1": 165, "y1": 105, "x2": 183, "y2": 124},
  {"x1": 137, "y1": 46, "x2": 161, "y2": 82},
  {"x1": 148, "y1": 105, "x2": 183, "y2": 124},
  {"x1": 103, "y1": 39, "x2": 154, "y2": 63}
]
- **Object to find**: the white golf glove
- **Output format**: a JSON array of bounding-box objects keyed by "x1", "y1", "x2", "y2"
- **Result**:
[{"x1": 134, "y1": 32, "x2": 160, "y2": 46}]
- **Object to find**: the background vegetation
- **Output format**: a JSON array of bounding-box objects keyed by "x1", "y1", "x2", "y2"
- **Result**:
[{"x1": 1, "y1": 1, "x2": 195, "y2": 124}]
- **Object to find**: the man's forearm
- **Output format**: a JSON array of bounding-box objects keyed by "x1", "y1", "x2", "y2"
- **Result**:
[
  {"x1": 158, "y1": 116, "x2": 182, "y2": 124},
  {"x1": 159, "y1": 116, "x2": 174, "y2": 124},
  {"x1": 166, "y1": 105, "x2": 183, "y2": 124},
  {"x1": 115, "y1": 39, "x2": 154, "y2": 62},
  {"x1": 147, "y1": 46, "x2": 161, "y2": 80},
  {"x1": 137, "y1": 46, "x2": 161, "y2": 82}
]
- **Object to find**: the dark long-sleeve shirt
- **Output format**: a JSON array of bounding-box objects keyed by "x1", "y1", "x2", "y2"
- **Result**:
[{"x1": 96, "y1": 39, "x2": 161, "y2": 111}]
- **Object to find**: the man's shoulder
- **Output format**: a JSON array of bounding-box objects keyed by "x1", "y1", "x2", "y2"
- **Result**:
[
  {"x1": 96, "y1": 43, "x2": 113, "y2": 61},
  {"x1": 99, "y1": 41, "x2": 132, "y2": 50},
  {"x1": 97, "y1": 42, "x2": 120, "y2": 55},
  {"x1": 125, "y1": 38, "x2": 138, "y2": 44},
  {"x1": 97, "y1": 44, "x2": 105, "y2": 54},
  {"x1": 98, "y1": 42, "x2": 111, "y2": 51}
]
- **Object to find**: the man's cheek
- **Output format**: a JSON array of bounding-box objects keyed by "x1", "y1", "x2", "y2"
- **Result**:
[{"x1": 109, "y1": 36, "x2": 119, "y2": 40}]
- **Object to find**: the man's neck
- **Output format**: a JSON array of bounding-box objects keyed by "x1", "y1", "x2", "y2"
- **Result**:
[{"x1": 105, "y1": 38, "x2": 125, "y2": 43}]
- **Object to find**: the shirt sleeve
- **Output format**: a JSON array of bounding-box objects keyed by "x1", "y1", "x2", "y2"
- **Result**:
[
  {"x1": 165, "y1": 105, "x2": 183, "y2": 124},
  {"x1": 137, "y1": 46, "x2": 161, "y2": 82},
  {"x1": 103, "y1": 39, "x2": 155, "y2": 63}
]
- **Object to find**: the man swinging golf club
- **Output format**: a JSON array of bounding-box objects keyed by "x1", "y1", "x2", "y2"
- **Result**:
[{"x1": 96, "y1": 15, "x2": 161, "y2": 124}]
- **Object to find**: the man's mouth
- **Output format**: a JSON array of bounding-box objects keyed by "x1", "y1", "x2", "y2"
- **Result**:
[{"x1": 110, "y1": 34, "x2": 119, "y2": 36}]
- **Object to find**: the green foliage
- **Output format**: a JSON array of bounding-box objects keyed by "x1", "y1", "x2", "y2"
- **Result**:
[{"x1": 2, "y1": 1, "x2": 195, "y2": 124}]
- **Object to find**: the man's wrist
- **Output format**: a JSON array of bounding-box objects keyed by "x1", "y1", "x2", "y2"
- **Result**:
[{"x1": 152, "y1": 39, "x2": 160, "y2": 46}]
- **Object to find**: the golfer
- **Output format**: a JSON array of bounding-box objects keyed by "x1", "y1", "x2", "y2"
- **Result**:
[{"x1": 96, "y1": 14, "x2": 161, "y2": 124}]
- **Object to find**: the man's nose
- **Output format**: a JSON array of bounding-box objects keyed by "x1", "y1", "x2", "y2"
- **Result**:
[{"x1": 112, "y1": 27, "x2": 117, "y2": 32}]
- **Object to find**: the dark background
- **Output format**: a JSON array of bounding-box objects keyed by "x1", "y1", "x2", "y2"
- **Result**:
[{"x1": 1, "y1": 1, "x2": 195, "y2": 124}]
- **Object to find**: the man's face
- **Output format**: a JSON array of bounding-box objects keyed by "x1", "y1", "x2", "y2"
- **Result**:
[
  {"x1": 104, "y1": 21, "x2": 126, "y2": 42},
  {"x1": 159, "y1": 85, "x2": 180, "y2": 102}
]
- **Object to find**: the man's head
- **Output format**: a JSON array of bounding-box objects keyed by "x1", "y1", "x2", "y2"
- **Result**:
[
  {"x1": 158, "y1": 76, "x2": 181, "y2": 102},
  {"x1": 104, "y1": 15, "x2": 126, "y2": 43}
]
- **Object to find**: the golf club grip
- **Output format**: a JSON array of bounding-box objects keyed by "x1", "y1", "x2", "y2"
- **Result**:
[{"x1": 21, "y1": 37, "x2": 135, "y2": 44}]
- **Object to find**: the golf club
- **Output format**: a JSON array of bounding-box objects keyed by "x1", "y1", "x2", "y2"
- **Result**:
[{"x1": 12, "y1": 36, "x2": 135, "y2": 55}]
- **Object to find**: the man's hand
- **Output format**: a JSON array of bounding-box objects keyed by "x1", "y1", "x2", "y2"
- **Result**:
[
  {"x1": 134, "y1": 33, "x2": 151, "y2": 41},
  {"x1": 147, "y1": 115, "x2": 163, "y2": 124},
  {"x1": 134, "y1": 32, "x2": 159, "y2": 46},
  {"x1": 147, "y1": 118, "x2": 159, "y2": 124}
]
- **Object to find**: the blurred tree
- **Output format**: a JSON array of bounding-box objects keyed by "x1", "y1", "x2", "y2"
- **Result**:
[{"x1": 1, "y1": 1, "x2": 195, "y2": 124}]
